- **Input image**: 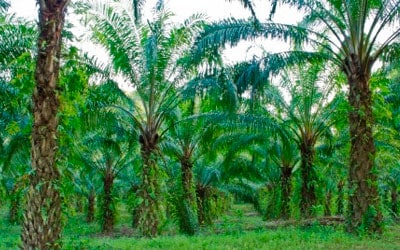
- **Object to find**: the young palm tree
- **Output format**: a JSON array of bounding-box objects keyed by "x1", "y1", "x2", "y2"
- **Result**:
[
  {"x1": 83, "y1": 0, "x2": 205, "y2": 236},
  {"x1": 78, "y1": 125, "x2": 133, "y2": 233},
  {"x1": 71, "y1": 79, "x2": 135, "y2": 233},
  {"x1": 269, "y1": 129, "x2": 299, "y2": 219},
  {"x1": 278, "y1": 64, "x2": 339, "y2": 217},
  {"x1": 162, "y1": 113, "x2": 204, "y2": 234}
]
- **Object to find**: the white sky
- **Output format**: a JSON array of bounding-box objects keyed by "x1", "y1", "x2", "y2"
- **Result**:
[{"x1": 8, "y1": 0, "x2": 300, "y2": 62}]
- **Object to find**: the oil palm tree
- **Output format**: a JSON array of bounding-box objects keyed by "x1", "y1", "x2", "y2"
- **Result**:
[
  {"x1": 71, "y1": 78, "x2": 135, "y2": 233},
  {"x1": 278, "y1": 64, "x2": 339, "y2": 217},
  {"x1": 269, "y1": 128, "x2": 299, "y2": 219},
  {"x1": 162, "y1": 112, "x2": 204, "y2": 234},
  {"x1": 20, "y1": 0, "x2": 70, "y2": 248},
  {"x1": 83, "y1": 0, "x2": 205, "y2": 236},
  {"x1": 78, "y1": 125, "x2": 134, "y2": 233}
]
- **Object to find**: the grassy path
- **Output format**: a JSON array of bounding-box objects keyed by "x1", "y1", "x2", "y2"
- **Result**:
[{"x1": 1, "y1": 204, "x2": 399, "y2": 249}]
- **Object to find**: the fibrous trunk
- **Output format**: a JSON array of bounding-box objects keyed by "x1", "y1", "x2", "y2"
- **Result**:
[
  {"x1": 391, "y1": 187, "x2": 398, "y2": 218},
  {"x1": 136, "y1": 131, "x2": 163, "y2": 237},
  {"x1": 300, "y1": 140, "x2": 316, "y2": 217},
  {"x1": 196, "y1": 185, "x2": 215, "y2": 225},
  {"x1": 179, "y1": 158, "x2": 199, "y2": 235},
  {"x1": 346, "y1": 60, "x2": 382, "y2": 234},
  {"x1": 9, "y1": 186, "x2": 21, "y2": 224},
  {"x1": 87, "y1": 190, "x2": 95, "y2": 223},
  {"x1": 101, "y1": 168, "x2": 114, "y2": 233},
  {"x1": 75, "y1": 196, "x2": 83, "y2": 213},
  {"x1": 196, "y1": 185, "x2": 207, "y2": 225},
  {"x1": 324, "y1": 191, "x2": 332, "y2": 216},
  {"x1": 22, "y1": 1, "x2": 69, "y2": 249},
  {"x1": 337, "y1": 180, "x2": 344, "y2": 215},
  {"x1": 280, "y1": 165, "x2": 292, "y2": 219}
]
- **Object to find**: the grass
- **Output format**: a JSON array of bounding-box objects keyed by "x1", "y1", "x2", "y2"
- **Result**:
[{"x1": 1, "y1": 204, "x2": 399, "y2": 250}]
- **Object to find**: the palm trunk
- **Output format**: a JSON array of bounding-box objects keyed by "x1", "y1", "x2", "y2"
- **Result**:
[
  {"x1": 337, "y1": 180, "x2": 344, "y2": 216},
  {"x1": 102, "y1": 168, "x2": 114, "y2": 233},
  {"x1": 130, "y1": 184, "x2": 139, "y2": 228},
  {"x1": 179, "y1": 158, "x2": 199, "y2": 235},
  {"x1": 280, "y1": 165, "x2": 292, "y2": 219},
  {"x1": 75, "y1": 196, "x2": 84, "y2": 213},
  {"x1": 196, "y1": 185, "x2": 214, "y2": 225},
  {"x1": 22, "y1": 1, "x2": 69, "y2": 249},
  {"x1": 9, "y1": 186, "x2": 20, "y2": 224},
  {"x1": 137, "y1": 131, "x2": 163, "y2": 237},
  {"x1": 346, "y1": 66, "x2": 382, "y2": 234},
  {"x1": 181, "y1": 159, "x2": 196, "y2": 206},
  {"x1": 391, "y1": 187, "x2": 398, "y2": 218},
  {"x1": 324, "y1": 191, "x2": 332, "y2": 216},
  {"x1": 196, "y1": 185, "x2": 206, "y2": 225},
  {"x1": 87, "y1": 190, "x2": 95, "y2": 223},
  {"x1": 300, "y1": 140, "x2": 316, "y2": 217}
]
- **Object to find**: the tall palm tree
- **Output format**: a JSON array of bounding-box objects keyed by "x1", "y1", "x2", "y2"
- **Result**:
[
  {"x1": 22, "y1": 0, "x2": 70, "y2": 247},
  {"x1": 196, "y1": 0, "x2": 400, "y2": 233},
  {"x1": 83, "y1": 0, "x2": 205, "y2": 236}
]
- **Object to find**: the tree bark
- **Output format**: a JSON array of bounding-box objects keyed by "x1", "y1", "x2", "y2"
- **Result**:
[
  {"x1": 300, "y1": 140, "x2": 316, "y2": 218},
  {"x1": 346, "y1": 56, "x2": 382, "y2": 234},
  {"x1": 391, "y1": 187, "x2": 398, "y2": 218},
  {"x1": 336, "y1": 180, "x2": 344, "y2": 216},
  {"x1": 22, "y1": 1, "x2": 69, "y2": 249},
  {"x1": 9, "y1": 185, "x2": 21, "y2": 224},
  {"x1": 136, "y1": 131, "x2": 163, "y2": 237},
  {"x1": 324, "y1": 191, "x2": 332, "y2": 216},
  {"x1": 280, "y1": 165, "x2": 292, "y2": 219},
  {"x1": 86, "y1": 190, "x2": 95, "y2": 223},
  {"x1": 102, "y1": 168, "x2": 114, "y2": 233},
  {"x1": 196, "y1": 185, "x2": 214, "y2": 225},
  {"x1": 75, "y1": 196, "x2": 83, "y2": 213},
  {"x1": 196, "y1": 184, "x2": 207, "y2": 225},
  {"x1": 181, "y1": 158, "x2": 198, "y2": 212},
  {"x1": 179, "y1": 158, "x2": 199, "y2": 234}
]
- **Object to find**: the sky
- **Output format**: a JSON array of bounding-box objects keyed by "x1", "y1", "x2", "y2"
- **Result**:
[{"x1": 8, "y1": 0, "x2": 300, "y2": 62}]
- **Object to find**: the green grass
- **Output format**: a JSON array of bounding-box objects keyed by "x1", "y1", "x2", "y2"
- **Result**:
[{"x1": 1, "y1": 204, "x2": 400, "y2": 250}]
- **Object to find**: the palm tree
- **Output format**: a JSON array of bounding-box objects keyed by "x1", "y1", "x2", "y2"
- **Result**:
[
  {"x1": 162, "y1": 113, "x2": 202, "y2": 234},
  {"x1": 72, "y1": 79, "x2": 135, "y2": 233},
  {"x1": 70, "y1": 167, "x2": 99, "y2": 223},
  {"x1": 269, "y1": 128, "x2": 299, "y2": 219},
  {"x1": 20, "y1": 0, "x2": 70, "y2": 248},
  {"x1": 83, "y1": 0, "x2": 205, "y2": 236},
  {"x1": 78, "y1": 125, "x2": 133, "y2": 233},
  {"x1": 278, "y1": 64, "x2": 339, "y2": 217}
]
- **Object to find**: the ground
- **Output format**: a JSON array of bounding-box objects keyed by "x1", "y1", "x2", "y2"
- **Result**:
[{"x1": 1, "y1": 203, "x2": 399, "y2": 249}]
